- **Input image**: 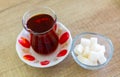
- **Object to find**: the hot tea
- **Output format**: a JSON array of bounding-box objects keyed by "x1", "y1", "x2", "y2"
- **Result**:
[
  {"x1": 27, "y1": 14, "x2": 54, "y2": 33},
  {"x1": 27, "y1": 14, "x2": 58, "y2": 55}
]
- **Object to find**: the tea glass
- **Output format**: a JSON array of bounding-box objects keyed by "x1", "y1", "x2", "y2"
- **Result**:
[{"x1": 22, "y1": 7, "x2": 58, "y2": 55}]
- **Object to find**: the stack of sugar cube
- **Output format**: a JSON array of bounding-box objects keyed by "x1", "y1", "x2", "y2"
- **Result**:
[{"x1": 74, "y1": 37, "x2": 107, "y2": 66}]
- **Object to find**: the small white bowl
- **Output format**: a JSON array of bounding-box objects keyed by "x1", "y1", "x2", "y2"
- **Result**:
[{"x1": 71, "y1": 32, "x2": 114, "y2": 70}]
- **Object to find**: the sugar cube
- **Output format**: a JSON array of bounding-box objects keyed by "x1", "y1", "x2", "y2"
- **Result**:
[
  {"x1": 92, "y1": 62, "x2": 98, "y2": 66},
  {"x1": 99, "y1": 45, "x2": 106, "y2": 53},
  {"x1": 77, "y1": 55, "x2": 92, "y2": 65},
  {"x1": 81, "y1": 38, "x2": 91, "y2": 47},
  {"x1": 88, "y1": 51, "x2": 98, "y2": 63},
  {"x1": 91, "y1": 44, "x2": 101, "y2": 51},
  {"x1": 98, "y1": 52, "x2": 107, "y2": 64},
  {"x1": 90, "y1": 37, "x2": 98, "y2": 45},
  {"x1": 74, "y1": 44, "x2": 83, "y2": 55},
  {"x1": 82, "y1": 46, "x2": 90, "y2": 58}
]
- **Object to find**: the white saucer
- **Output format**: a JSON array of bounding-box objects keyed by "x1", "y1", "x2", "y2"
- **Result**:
[{"x1": 16, "y1": 22, "x2": 72, "y2": 68}]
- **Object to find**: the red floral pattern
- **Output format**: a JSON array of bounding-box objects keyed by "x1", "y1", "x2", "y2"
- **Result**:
[
  {"x1": 18, "y1": 37, "x2": 30, "y2": 48},
  {"x1": 23, "y1": 55, "x2": 35, "y2": 61},
  {"x1": 57, "y1": 49, "x2": 67, "y2": 57},
  {"x1": 59, "y1": 32, "x2": 69, "y2": 44},
  {"x1": 40, "y1": 60, "x2": 50, "y2": 65}
]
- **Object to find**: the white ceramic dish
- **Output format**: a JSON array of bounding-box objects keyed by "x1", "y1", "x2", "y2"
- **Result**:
[{"x1": 16, "y1": 22, "x2": 72, "y2": 68}]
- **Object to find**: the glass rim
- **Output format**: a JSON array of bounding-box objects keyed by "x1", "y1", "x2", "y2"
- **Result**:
[
  {"x1": 22, "y1": 6, "x2": 57, "y2": 35},
  {"x1": 71, "y1": 32, "x2": 114, "y2": 69}
]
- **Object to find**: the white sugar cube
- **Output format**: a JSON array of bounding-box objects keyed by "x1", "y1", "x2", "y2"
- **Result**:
[
  {"x1": 74, "y1": 44, "x2": 83, "y2": 55},
  {"x1": 83, "y1": 46, "x2": 90, "y2": 58},
  {"x1": 90, "y1": 37, "x2": 98, "y2": 45},
  {"x1": 91, "y1": 44, "x2": 101, "y2": 52},
  {"x1": 91, "y1": 61, "x2": 98, "y2": 66},
  {"x1": 81, "y1": 38, "x2": 91, "y2": 47},
  {"x1": 99, "y1": 45, "x2": 106, "y2": 53},
  {"x1": 88, "y1": 51, "x2": 98, "y2": 63},
  {"x1": 98, "y1": 52, "x2": 107, "y2": 64},
  {"x1": 77, "y1": 55, "x2": 92, "y2": 65}
]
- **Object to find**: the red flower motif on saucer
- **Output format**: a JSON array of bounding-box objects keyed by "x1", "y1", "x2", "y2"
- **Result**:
[
  {"x1": 18, "y1": 37, "x2": 30, "y2": 48},
  {"x1": 57, "y1": 49, "x2": 67, "y2": 57},
  {"x1": 23, "y1": 55, "x2": 35, "y2": 61},
  {"x1": 59, "y1": 32, "x2": 69, "y2": 44},
  {"x1": 40, "y1": 60, "x2": 50, "y2": 65}
]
